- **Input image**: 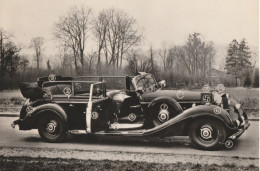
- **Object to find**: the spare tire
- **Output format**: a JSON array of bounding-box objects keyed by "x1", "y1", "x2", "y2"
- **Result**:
[{"x1": 145, "y1": 97, "x2": 183, "y2": 128}]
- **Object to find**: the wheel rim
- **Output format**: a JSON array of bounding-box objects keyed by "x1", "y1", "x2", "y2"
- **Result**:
[
  {"x1": 43, "y1": 117, "x2": 60, "y2": 137},
  {"x1": 46, "y1": 120, "x2": 57, "y2": 134},
  {"x1": 197, "y1": 124, "x2": 218, "y2": 143},
  {"x1": 200, "y1": 125, "x2": 213, "y2": 140}
]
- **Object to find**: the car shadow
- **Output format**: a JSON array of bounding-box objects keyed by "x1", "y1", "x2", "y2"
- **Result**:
[
  {"x1": 21, "y1": 132, "x2": 192, "y2": 149},
  {"x1": 64, "y1": 133, "x2": 192, "y2": 149}
]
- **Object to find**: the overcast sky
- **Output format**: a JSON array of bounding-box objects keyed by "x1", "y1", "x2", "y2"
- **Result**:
[{"x1": 0, "y1": 0, "x2": 258, "y2": 58}]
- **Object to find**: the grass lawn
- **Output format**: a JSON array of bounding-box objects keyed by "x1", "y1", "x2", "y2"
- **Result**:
[
  {"x1": 0, "y1": 90, "x2": 25, "y2": 112},
  {"x1": 0, "y1": 156, "x2": 258, "y2": 171},
  {"x1": 225, "y1": 87, "x2": 259, "y2": 108}
]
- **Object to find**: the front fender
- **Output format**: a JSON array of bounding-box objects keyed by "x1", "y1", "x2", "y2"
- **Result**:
[
  {"x1": 173, "y1": 105, "x2": 235, "y2": 128},
  {"x1": 144, "y1": 105, "x2": 236, "y2": 137}
]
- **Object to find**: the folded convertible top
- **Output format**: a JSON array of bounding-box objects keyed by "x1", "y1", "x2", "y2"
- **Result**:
[{"x1": 19, "y1": 82, "x2": 45, "y2": 100}]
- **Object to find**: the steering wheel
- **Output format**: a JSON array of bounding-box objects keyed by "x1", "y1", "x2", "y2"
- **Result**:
[
  {"x1": 135, "y1": 88, "x2": 143, "y2": 100},
  {"x1": 119, "y1": 91, "x2": 126, "y2": 95}
]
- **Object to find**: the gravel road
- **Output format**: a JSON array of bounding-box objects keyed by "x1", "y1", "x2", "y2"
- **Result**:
[{"x1": 0, "y1": 117, "x2": 258, "y2": 167}]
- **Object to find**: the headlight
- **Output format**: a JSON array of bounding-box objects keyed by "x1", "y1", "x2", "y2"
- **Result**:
[
  {"x1": 235, "y1": 104, "x2": 241, "y2": 109},
  {"x1": 212, "y1": 91, "x2": 222, "y2": 104}
]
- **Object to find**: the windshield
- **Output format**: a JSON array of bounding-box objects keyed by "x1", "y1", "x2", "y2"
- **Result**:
[{"x1": 132, "y1": 74, "x2": 158, "y2": 93}]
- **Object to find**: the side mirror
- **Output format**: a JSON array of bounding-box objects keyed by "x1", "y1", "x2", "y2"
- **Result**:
[{"x1": 159, "y1": 80, "x2": 166, "y2": 88}]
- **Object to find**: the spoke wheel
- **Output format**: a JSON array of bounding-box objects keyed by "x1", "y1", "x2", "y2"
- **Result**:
[
  {"x1": 38, "y1": 114, "x2": 66, "y2": 143},
  {"x1": 189, "y1": 118, "x2": 227, "y2": 150}
]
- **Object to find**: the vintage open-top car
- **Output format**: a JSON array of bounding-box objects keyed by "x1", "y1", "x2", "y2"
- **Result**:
[{"x1": 12, "y1": 73, "x2": 250, "y2": 150}]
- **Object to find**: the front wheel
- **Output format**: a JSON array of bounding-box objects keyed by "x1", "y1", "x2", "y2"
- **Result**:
[
  {"x1": 189, "y1": 118, "x2": 227, "y2": 150},
  {"x1": 38, "y1": 114, "x2": 66, "y2": 143}
]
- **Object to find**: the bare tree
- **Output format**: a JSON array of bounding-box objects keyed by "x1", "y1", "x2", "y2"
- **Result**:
[
  {"x1": 47, "y1": 59, "x2": 51, "y2": 71},
  {"x1": 149, "y1": 45, "x2": 155, "y2": 74},
  {"x1": 30, "y1": 37, "x2": 44, "y2": 69},
  {"x1": 54, "y1": 6, "x2": 92, "y2": 73},
  {"x1": 183, "y1": 33, "x2": 215, "y2": 78},
  {"x1": 93, "y1": 10, "x2": 108, "y2": 74},
  {"x1": 86, "y1": 51, "x2": 97, "y2": 74},
  {"x1": 125, "y1": 49, "x2": 153, "y2": 75},
  {"x1": 159, "y1": 43, "x2": 185, "y2": 71},
  {"x1": 0, "y1": 29, "x2": 20, "y2": 78},
  {"x1": 117, "y1": 11, "x2": 143, "y2": 68},
  {"x1": 0, "y1": 28, "x2": 13, "y2": 78},
  {"x1": 19, "y1": 56, "x2": 29, "y2": 72},
  {"x1": 94, "y1": 8, "x2": 142, "y2": 70},
  {"x1": 159, "y1": 42, "x2": 168, "y2": 70}
]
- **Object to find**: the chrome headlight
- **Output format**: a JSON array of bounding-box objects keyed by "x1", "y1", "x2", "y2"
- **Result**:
[
  {"x1": 212, "y1": 91, "x2": 222, "y2": 105},
  {"x1": 235, "y1": 104, "x2": 241, "y2": 109},
  {"x1": 226, "y1": 93, "x2": 230, "y2": 99}
]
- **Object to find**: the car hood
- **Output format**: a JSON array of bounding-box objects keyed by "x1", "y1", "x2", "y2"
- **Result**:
[{"x1": 141, "y1": 89, "x2": 204, "y2": 103}]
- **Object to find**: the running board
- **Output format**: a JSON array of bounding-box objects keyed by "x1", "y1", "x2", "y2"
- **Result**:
[
  {"x1": 69, "y1": 130, "x2": 87, "y2": 134},
  {"x1": 109, "y1": 123, "x2": 143, "y2": 130},
  {"x1": 69, "y1": 124, "x2": 144, "y2": 136},
  {"x1": 94, "y1": 129, "x2": 145, "y2": 136}
]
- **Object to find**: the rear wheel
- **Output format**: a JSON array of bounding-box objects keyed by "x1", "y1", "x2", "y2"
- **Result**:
[
  {"x1": 38, "y1": 114, "x2": 66, "y2": 143},
  {"x1": 189, "y1": 118, "x2": 227, "y2": 150}
]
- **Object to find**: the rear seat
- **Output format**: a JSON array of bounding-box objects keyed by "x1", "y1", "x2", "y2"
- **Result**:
[{"x1": 44, "y1": 84, "x2": 72, "y2": 95}]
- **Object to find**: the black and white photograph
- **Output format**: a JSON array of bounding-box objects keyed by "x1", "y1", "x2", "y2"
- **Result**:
[{"x1": 0, "y1": 0, "x2": 258, "y2": 170}]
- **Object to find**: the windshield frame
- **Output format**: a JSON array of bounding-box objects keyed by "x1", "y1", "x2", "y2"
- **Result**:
[{"x1": 132, "y1": 73, "x2": 159, "y2": 93}]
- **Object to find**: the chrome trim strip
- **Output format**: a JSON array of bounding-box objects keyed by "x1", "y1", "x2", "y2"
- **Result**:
[{"x1": 86, "y1": 84, "x2": 93, "y2": 133}]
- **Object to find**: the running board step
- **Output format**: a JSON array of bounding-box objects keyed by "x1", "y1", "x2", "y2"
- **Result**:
[
  {"x1": 109, "y1": 123, "x2": 143, "y2": 130},
  {"x1": 69, "y1": 130, "x2": 87, "y2": 134},
  {"x1": 94, "y1": 129, "x2": 145, "y2": 136}
]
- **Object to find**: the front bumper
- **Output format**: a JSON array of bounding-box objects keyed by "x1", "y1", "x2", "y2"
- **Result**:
[{"x1": 228, "y1": 121, "x2": 250, "y2": 140}]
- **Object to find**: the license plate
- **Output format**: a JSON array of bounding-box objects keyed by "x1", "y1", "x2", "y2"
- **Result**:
[{"x1": 201, "y1": 93, "x2": 212, "y2": 103}]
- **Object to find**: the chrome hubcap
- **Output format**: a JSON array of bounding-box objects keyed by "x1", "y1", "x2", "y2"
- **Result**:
[
  {"x1": 46, "y1": 120, "x2": 57, "y2": 134},
  {"x1": 200, "y1": 125, "x2": 213, "y2": 139},
  {"x1": 158, "y1": 112, "x2": 169, "y2": 122},
  {"x1": 158, "y1": 111, "x2": 169, "y2": 122}
]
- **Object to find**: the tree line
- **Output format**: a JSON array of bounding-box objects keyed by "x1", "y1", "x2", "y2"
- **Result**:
[
  {"x1": 125, "y1": 33, "x2": 216, "y2": 88},
  {"x1": 0, "y1": 6, "x2": 258, "y2": 90}
]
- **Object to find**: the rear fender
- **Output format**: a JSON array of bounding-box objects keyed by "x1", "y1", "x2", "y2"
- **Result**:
[{"x1": 23, "y1": 103, "x2": 68, "y2": 128}]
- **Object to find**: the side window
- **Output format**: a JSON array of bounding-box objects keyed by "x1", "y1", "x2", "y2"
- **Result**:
[
  {"x1": 129, "y1": 83, "x2": 135, "y2": 91},
  {"x1": 43, "y1": 82, "x2": 72, "y2": 96},
  {"x1": 74, "y1": 82, "x2": 90, "y2": 96}
]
